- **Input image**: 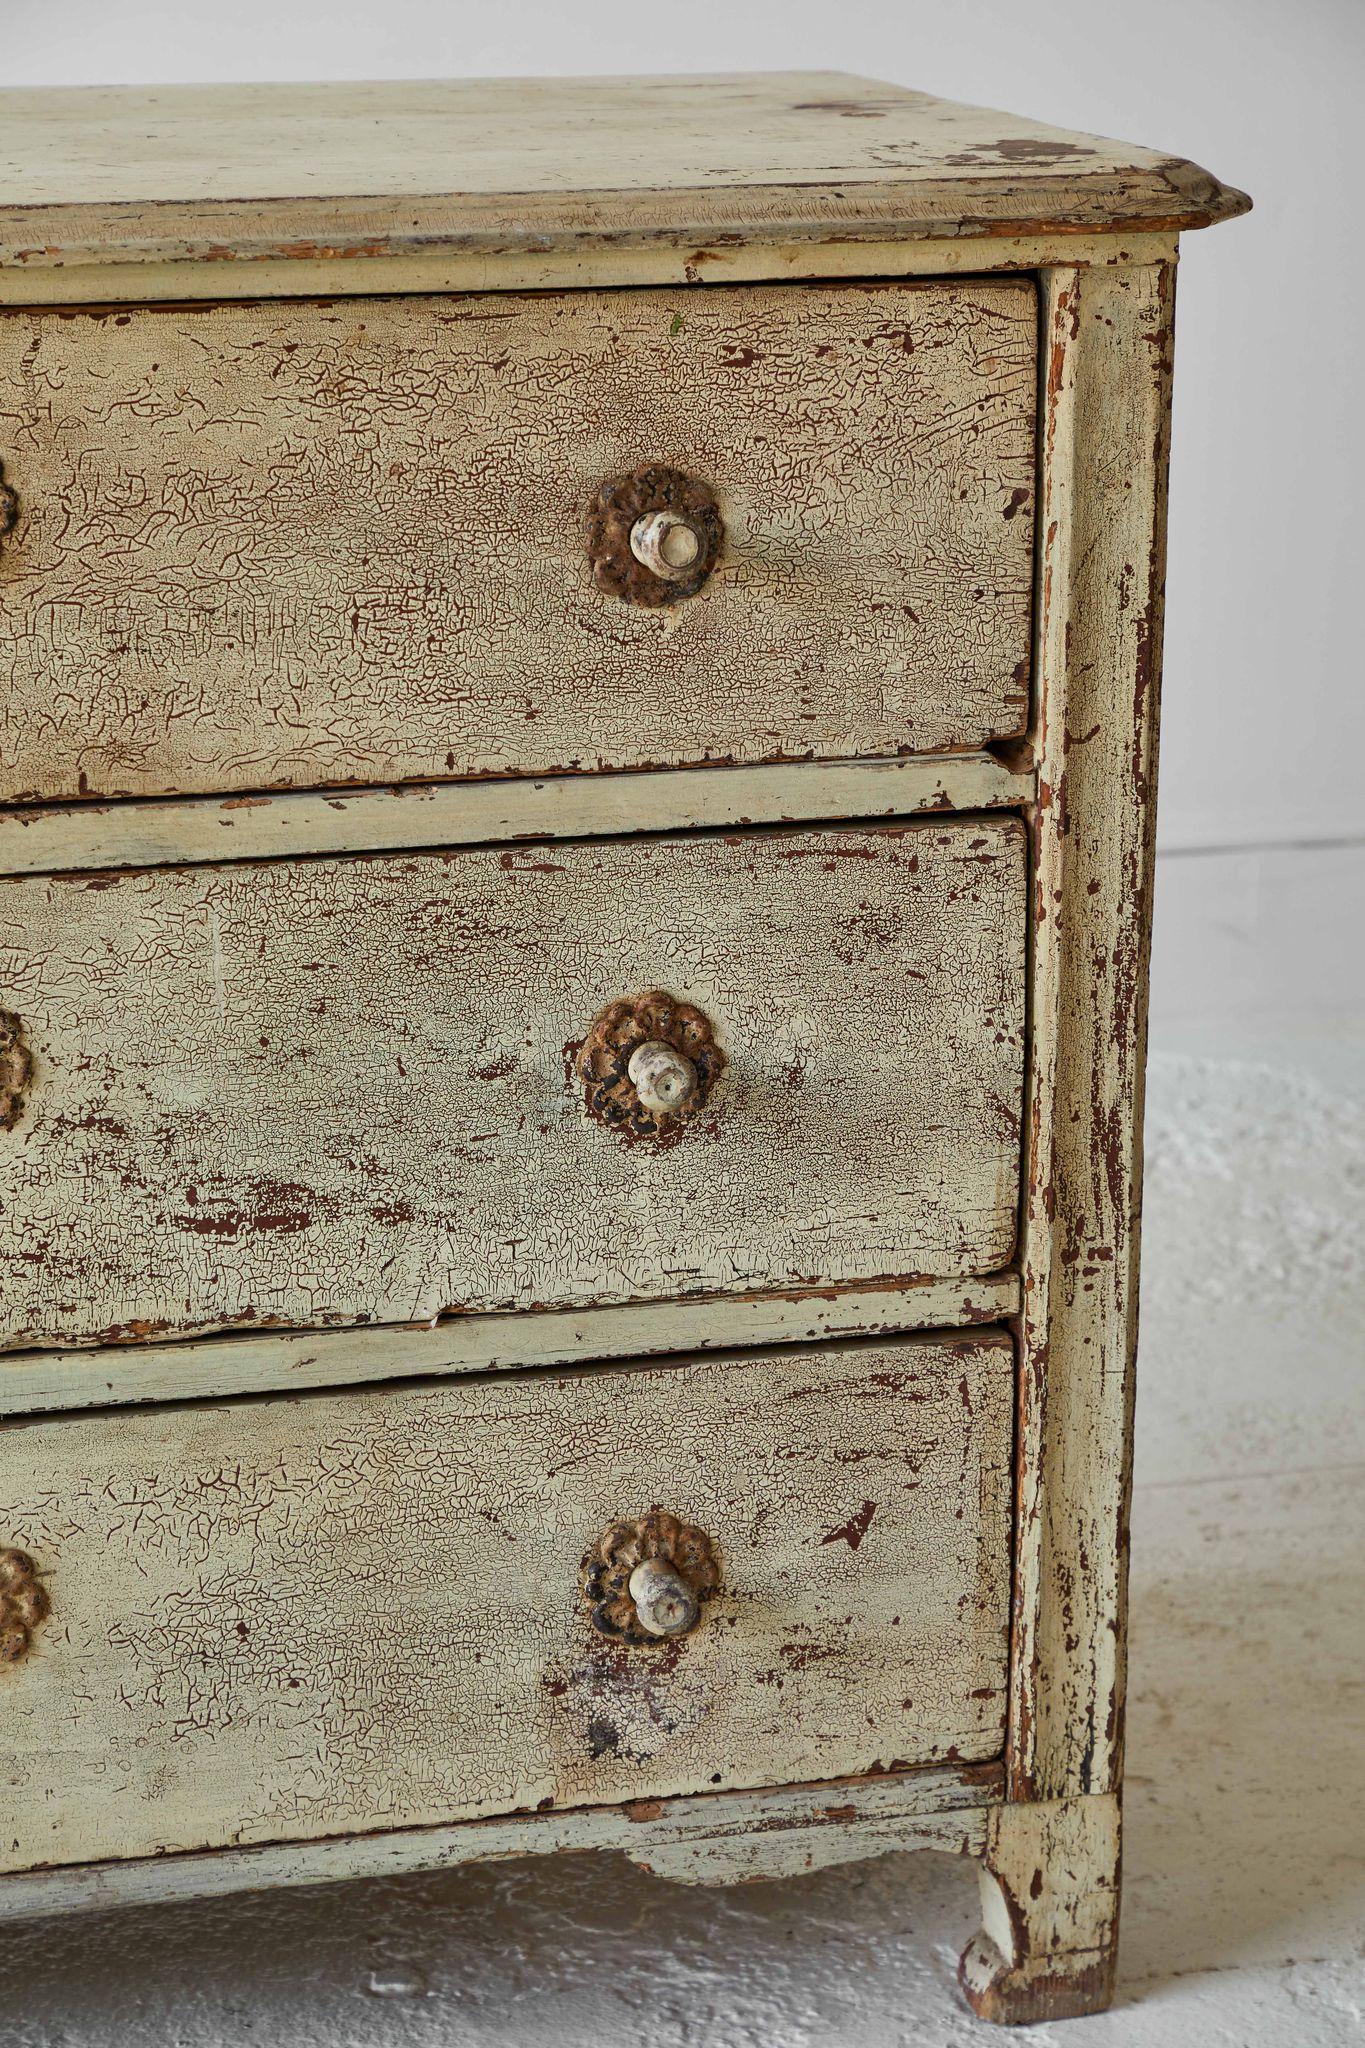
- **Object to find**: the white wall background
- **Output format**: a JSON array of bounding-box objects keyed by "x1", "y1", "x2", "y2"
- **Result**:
[{"x1": 6, "y1": 0, "x2": 1361, "y2": 853}]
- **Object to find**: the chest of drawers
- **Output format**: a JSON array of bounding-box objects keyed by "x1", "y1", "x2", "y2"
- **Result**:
[{"x1": 0, "y1": 72, "x2": 1246, "y2": 2024}]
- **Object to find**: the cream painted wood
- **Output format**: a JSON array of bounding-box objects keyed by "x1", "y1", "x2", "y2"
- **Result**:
[
  {"x1": 0, "y1": 1763, "x2": 997, "y2": 1921},
  {"x1": 0, "y1": 1272, "x2": 1022, "y2": 1417},
  {"x1": 1011, "y1": 264, "x2": 1174, "y2": 1806},
  {"x1": 0, "y1": 229, "x2": 1184, "y2": 308},
  {"x1": 0, "y1": 1334, "x2": 1013, "y2": 1873},
  {"x1": 0, "y1": 751, "x2": 1032, "y2": 879},
  {"x1": 0, "y1": 74, "x2": 1249, "y2": 288},
  {"x1": 0, "y1": 72, "x2": 1250, "y2": 2025},
  {"x1": 0, "y1": 820, "x2": 1026, "y2": 1351},
  {"x1": 0, "y1": 282, "x2": 1034, "y2": 806},
  {"x1": 960, "y1": 1793, "x2": 1121, "y2": 2023}
]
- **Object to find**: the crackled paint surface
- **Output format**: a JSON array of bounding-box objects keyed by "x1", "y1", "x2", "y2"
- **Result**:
[
  {"x1": 0, "y1": 1333, "x2": 1013, "y2": 1872},
  {"x1": 2, "y1": 1039, "x2": 1358, "y2": 2043},
  {"x1": 1010, "y1": 263, "x2": 1175, "y2": 1817},
  {"x1": 0, "y1": 819, "x2": 1026, "y2": 1351},
  {"x1": 0, "y1": 280, "x2": 1035, "y2": 803}
]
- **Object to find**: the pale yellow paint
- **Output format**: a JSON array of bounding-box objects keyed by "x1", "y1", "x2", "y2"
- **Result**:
[
  {"x1": 0, "y1": 71, "x2": 1252, "y2": 2017},
  {"x1": 1011, "y1": 264, "x2": 1174, "y2": 1806},
  {"x1": 0, "y1": 1272, "x2": 1023, "y2": 1417},
  {"x1": 0, "y1": 820, "x2": 1026, "y2": 1351},
  {"x1": 0, "y1": 229, "x2": 1183, "y2": 306},
  {"x1": 0, "y1": 73, "x2": 1248, "y2": 290},
  {"x1": 0, "y1": 282, "x2": 1035, "y2": 804},
  {"x1": 0, "y1": 1334, "x2": 1012, "y2": 1872},
  {"x1": 0, "y1": 750, "x2": 1032, "y2": 880},
  {"x1": 0, "y1": 1763, "x2": 995, "y2": 1920}
]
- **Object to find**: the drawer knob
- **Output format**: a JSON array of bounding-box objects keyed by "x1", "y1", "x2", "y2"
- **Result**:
[
  {"x1": 585, "y1": 464, "x2": 722, "y2": 607},
  {"x1": 0, "y1": 1549, "x2": 49, "y2": 1666},
  {"x1": 0, "y1": 460, "x2": 16, "y2": 542},
  {"x1": 627, "y1": 1558, "x2": 699, "y2": 1638},
  {"x1": 626, "y1": 1038, "x2": 696, "y2": 1116},
  {"x1": 0, "y1": 1010, "x2": 33, "y2": 1132},
  {"x1": 585, "y1": 1509, "x2": 720, "y2": 1646},
  {"x1": 629, "y1": 510, "x2": 702, "y2": 581},
  {"x1": 578, "y1": 989, "x2": 725, "y2": 1138}
]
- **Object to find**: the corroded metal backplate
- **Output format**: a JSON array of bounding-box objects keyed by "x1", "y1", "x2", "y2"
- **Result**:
[
  {"x1": 0, "y1": 1010, "x2": 32, "y2": 1131},
  {"x1": 577, "y1": 988, "x2": 725, "y2": 1140},
  {"x1": 584, "y1": 465, "x2": 723, "y2": 606},
  {"x1": 0, "y1": 1549, "x2": 49, "y2": 1666},
  {"x1": 584, "y1": 1509, "x2": 721, "y2": 1647}
]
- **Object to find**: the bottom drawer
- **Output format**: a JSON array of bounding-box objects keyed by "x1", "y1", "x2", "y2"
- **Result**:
[{"x1": 0, "y1": 1333, "x2": 1012, "y2": 1873}]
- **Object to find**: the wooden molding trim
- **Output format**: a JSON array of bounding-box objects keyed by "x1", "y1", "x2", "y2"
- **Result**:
[
  {"x1": 0, "y1": 1761, "x2": 1000, "y2": 1921},
  {"x1": 0, "y1": 1271, "x2": 1021, "y2": 1416},
  {"x1": 0, "y1": 751, "x2": 1032, "y2": 878},
  {"x1": 0, "y1": 232, "x2": 1184, "y2": 306}
]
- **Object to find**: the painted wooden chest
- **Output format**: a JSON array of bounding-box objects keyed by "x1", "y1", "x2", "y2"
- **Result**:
[{"x1": 0, "y1": 72, "x2": 1246, "y2": 2023}]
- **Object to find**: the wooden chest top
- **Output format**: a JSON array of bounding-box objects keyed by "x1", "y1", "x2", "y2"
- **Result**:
[{"x1": 0, "y1": 72, "x2": 1250, "y2": 292}]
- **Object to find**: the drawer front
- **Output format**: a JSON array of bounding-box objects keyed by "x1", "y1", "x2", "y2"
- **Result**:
[
  {"x1": 0, "y1": 1334, "x2": 1011, "y2": 1870},
  {"x1": 0, "y1": 819, "x2": 1025, "y2": 1350},
  {"x1": 0, "y1": 281, "x2": 1035, "y2": 804}
]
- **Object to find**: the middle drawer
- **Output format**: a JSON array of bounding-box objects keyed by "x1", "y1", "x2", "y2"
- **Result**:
[{"x1": 0, "y1": 818, "x2": 1026, "y2": 1351}]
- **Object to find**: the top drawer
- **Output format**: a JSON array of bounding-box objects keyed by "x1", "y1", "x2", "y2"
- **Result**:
[{"x1": 0, "y1": 281, "x2": 1036, "y2": 805}]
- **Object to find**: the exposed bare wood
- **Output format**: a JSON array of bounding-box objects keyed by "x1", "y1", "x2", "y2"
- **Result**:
[
  {"x1": 0, "y1": 1761, "x2": 998, "y2": 1921},
  {"x1": 0, "y1": 1272, "x2": 1021, "y2": 1417},
  {"x1": 959, "y1": 1793, "x2": 1120, "y2": 2022},
  {"x1": 0, "y1": 751, "x2": 1032, "y2": 879},
  {"x1": 0, "y1": 74, "x2": 1249, "y2": 290},
  {"x1": 0, "y1": 1334, "x2": 1012, "y2": 1873},
  {"x1": 0, "y1": 820, "x2": 1026, "y2": 1352},
  {"x1": 0, "y1": 282, "x2": 1035, "y2": 806},
  {"x1": 1010, "y1": 263, "x2": 1175, "y2": 1802}
]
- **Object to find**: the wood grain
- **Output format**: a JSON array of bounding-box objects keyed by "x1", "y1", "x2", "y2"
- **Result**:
[
  {"x1": 0, "y1": 281, "x2": 1035, "y2": 804},
  {"x1": 0, "y1": 73, "x2": 1250, "y2": 285},
  {"x1": 0, "y1": 1334, "x2": 1013, "y2": 1872},
  {"x1": 0, "y1": 820, "x2": 1026, "y2": 1351}
]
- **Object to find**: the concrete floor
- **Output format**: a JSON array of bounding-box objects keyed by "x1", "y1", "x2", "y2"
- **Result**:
[{"x1": 4, "y1": 845, "x2": 1363, "y2": 2044}]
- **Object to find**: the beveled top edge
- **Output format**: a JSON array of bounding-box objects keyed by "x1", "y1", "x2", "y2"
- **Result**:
[{"x1": 0, "y1": 72, "x2": 1250, "y2": 272}]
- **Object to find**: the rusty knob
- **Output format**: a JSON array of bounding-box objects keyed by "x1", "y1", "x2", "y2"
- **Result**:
[
  {"x1": 585, "y1": 465, "x2": 722, "y2": 606},
  {"x1": 585, "y1": 1510, "x2": 720, "y2": 1646},
  {"x1": 578, "y1": 990, "x2": 725, "y2": 1140}
]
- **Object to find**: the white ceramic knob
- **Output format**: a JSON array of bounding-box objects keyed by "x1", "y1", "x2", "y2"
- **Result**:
[
  {"x1": 629, "y1": 510, "x2": 703, "y2": 581},
  {"x1": 627, "y1": 1557, "x2": 700, "y2": 1638},
  {"x1": 627, "y1": 1039, "x2": 697, "y2": 1116}
]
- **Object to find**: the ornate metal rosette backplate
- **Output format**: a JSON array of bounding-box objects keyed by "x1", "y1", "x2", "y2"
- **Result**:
[
  {"x1": 0, "y1": 1011, "x2": 33, "y2": 1132},
  {"x1": 584, "y1": 464, "x2": 723, "y2": 606},
  {"x1": 0, "y1": 1550, "x2": 49, "y2": 1667},
  {"x1": 584, "y1": 1509, "x2": 720, "y2": 1647},
  {"x1": 577, "y1": 988, "x2": 724, "y2": 1140}
]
